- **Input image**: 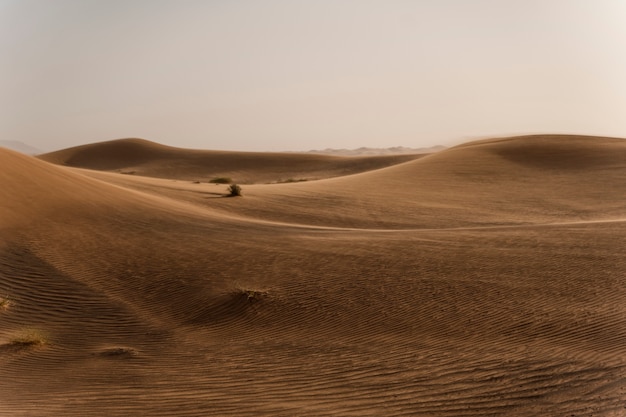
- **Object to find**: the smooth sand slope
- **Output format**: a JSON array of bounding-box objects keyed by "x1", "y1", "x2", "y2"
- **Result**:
[{"x1": 1, "y1": 135, "x2": 625, "y2": 416}]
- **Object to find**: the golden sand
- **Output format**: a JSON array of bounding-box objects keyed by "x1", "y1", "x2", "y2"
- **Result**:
[{"x1": 1, "y1": 134, "x2": 625, "y2": 416}]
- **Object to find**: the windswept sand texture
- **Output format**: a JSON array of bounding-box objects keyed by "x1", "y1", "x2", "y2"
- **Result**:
[{"x1": 1, "y1": 134, "x2": 625, "y2": 416}]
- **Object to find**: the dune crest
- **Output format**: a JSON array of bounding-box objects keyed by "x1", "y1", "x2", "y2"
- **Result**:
[{"x1": 38, "y1": 138, "x2": 425, "y2": 184}]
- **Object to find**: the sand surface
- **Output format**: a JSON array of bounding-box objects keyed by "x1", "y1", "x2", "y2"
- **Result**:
[{"x1": 1, "y1": 134, "x2": 625, "y2": 416}]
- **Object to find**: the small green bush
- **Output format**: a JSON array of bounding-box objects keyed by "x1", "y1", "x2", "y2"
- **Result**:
[
  {"x1": 210, "y1": 177, "x2": 233, "y2": 184},
  {"x1": 227, "y1": 184, "x2": 242, "y2": 197}
]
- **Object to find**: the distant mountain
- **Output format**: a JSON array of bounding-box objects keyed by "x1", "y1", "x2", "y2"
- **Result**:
[
  {"x1": 0, "y1": 140, "x2": 43, "y2": 155},
  {"x1": 304, "y1": 145, "x2": 446, "y2": 156}
]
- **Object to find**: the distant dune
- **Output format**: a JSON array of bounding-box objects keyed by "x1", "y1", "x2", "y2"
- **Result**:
[
  {"x1": 303, "y1": 145, "x2": 446, "y2": 156},
  {"x1": 2, "y1": 134, "x2": 626, "y2": 416},
  {"x1": 0, "y1": 140, "x2": 43, "y2": 155},
  {"x1": 38, "y1": 138, "x2": 425, "y2": 183}
]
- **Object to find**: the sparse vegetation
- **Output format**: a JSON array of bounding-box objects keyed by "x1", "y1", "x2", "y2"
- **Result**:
[
  {"x1": 0, "y1": 296, "x2": 10, "y2": 310},
  {"x1": 232, "y1": 283, "x2": 269, "y2": 303},
  {"x1": 7, "y1": 328, "x2": 48, "y2": 348},
  {"x1": 279, "y1": 178, "x2": 308, "y2": 183},
  {"x1": 227, "y1": 184, "x2": 242, "y2": 197},
  {"x1": 99, "y1": 346, "x2": 138, "y2": 357},
  {"x1": 210, "y1": 177, "x2": 233, "y2": 184},
  {"x1": 242, "y1": 289, "x2": 268, "y2": 302}
]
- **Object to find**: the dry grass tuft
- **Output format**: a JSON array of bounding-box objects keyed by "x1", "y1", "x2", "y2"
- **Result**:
[
  {"x1": 7, "y1": 328, "x2": 48, "y2": 348},
  {"x1": 241, "y1": 289, "x2": 268, "y2": 302},
  {"x1": 98, "y1": 346, "x2": 138, "y2": 357},
  {"x1": 231, "y1": 283, "x2": 269, "y2": 303}
]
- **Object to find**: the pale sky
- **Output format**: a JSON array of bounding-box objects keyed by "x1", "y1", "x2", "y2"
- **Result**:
[{"x1": 2, "y1": 0, "x2": 626, "y2": 152}]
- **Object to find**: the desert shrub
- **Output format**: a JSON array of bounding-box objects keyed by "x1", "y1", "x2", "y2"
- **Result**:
[
  {"x1": 242, "y1": 289, "x2": 267, "y2": 301},
  {"x1": 210, "y1": 177, "x2": 232, "y2": 184},
  {"x1": 8, "y1": 329, "x2": 48, "y2": 347},
  {"x1": 279, "y1": 178, "x2": 308, "y2": 183},
  {"x1": 231, "y1": 285, "x2": 269, "y2": 304},
  {"x1": 0, "y1": 296, "x2": 10, "y2": 310},
  {"x1": 227, "y1": 184, "x2": 242, "y2": 197}
]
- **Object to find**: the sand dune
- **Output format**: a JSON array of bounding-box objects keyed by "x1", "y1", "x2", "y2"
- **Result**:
[
  {"x1": 38, "y1": 138, "x2": 424, "y2": 184},
  {"x1": 77, "y1": 134, "x2": 626, "y2": 230},
  {"x1": 1, "y1": 135, "x2": 625, "y2": 416}
]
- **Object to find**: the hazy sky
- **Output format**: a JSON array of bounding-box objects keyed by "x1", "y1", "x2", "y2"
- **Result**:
[{"x1": 2, "y1": 0, "x2": 626, "y2": 152}]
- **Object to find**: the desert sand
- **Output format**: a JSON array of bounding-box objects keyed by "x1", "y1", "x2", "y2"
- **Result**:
[{"x1": 1, "y1": 134, "x2": 625, "y2": 416}]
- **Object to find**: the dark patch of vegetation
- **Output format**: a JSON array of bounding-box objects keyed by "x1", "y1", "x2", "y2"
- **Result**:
[
  {"x1": 227, "y1": 184, "x2": 242, "y2": 197},
  {"x1": 98, "y1": 347, "x2": 138, "y2": 358},
  {"x1": 279, "y1": 178, "x2": 308, "y2": 183},
  {"x1": 210, "y1": 177, "x2": 233, "y2": 184}
]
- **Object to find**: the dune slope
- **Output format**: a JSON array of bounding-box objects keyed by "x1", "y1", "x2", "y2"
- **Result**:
[{"x1": 2, "y1": 136, "x2": 626, "y2": 416}]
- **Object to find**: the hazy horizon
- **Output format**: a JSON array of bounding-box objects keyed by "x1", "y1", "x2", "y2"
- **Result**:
[{"x1": 2, "y1": 0, "x2": 626, "y2": 152}]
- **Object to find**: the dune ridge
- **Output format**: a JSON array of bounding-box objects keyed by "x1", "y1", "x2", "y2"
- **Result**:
[
  {"x1": 38, "y1": 138, "x2": 425, "y2": 184},
  {"x1": 1, "y1": 135, "x2": 625, "y2": 416}
]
